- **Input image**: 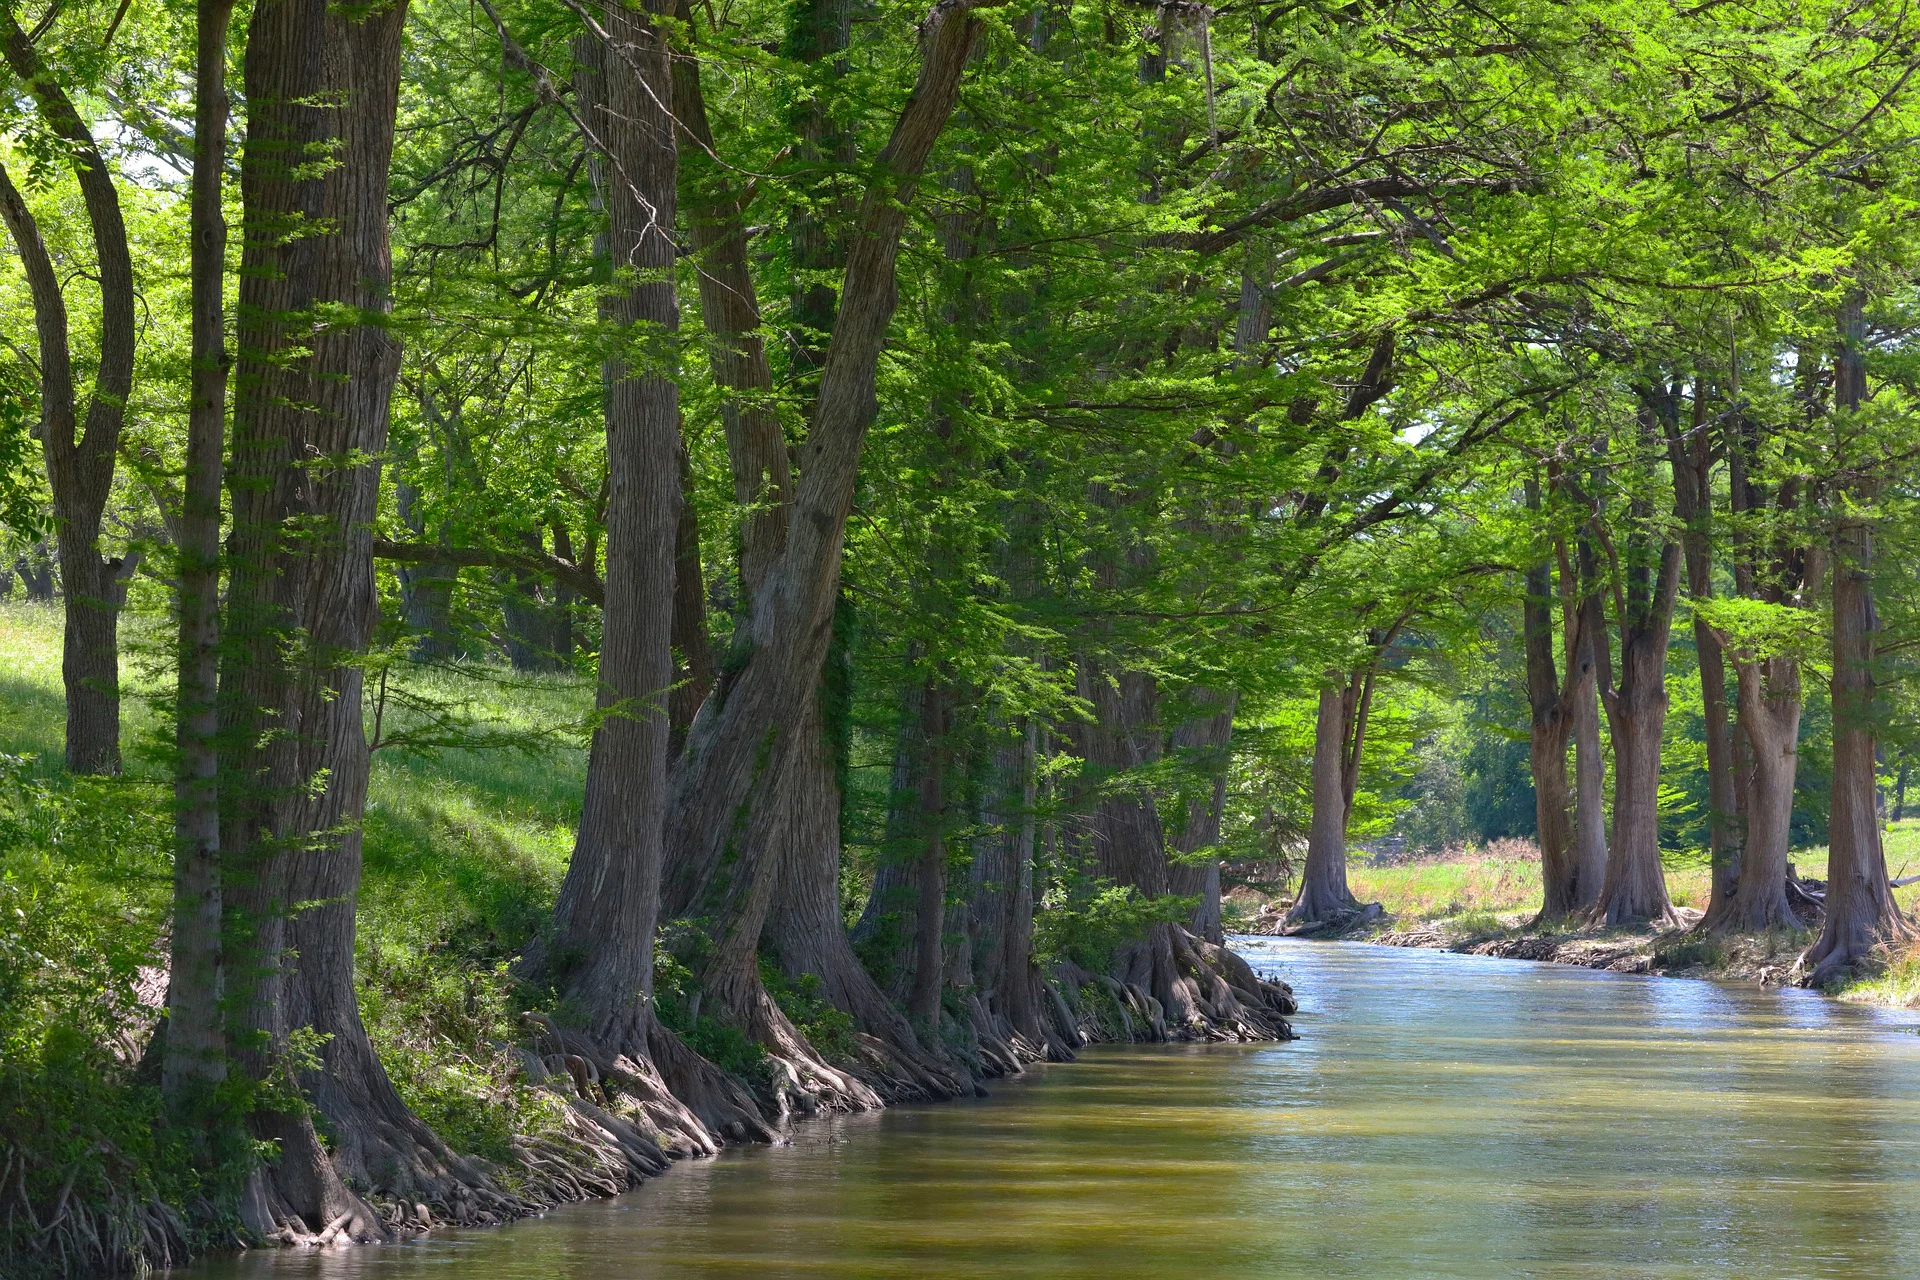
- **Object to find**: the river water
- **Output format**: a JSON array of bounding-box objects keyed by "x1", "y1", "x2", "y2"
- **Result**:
[{"x1": 187, "y1": 939, "x2": 1920, "y2": 1279}]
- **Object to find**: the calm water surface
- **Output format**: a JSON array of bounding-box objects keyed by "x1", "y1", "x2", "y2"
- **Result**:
[{"x1": 186, "y1": 939, "x2": 1920, "y2": 1279}]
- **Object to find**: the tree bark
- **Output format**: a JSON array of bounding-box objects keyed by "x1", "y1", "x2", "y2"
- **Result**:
[
  {"x1": 669, "y1": 440, "x2": 714, "y2": 753},
  {"x1": 0, "y1": 17, "x2": 138, "y2": 774},
  {"x1": 1592, "y1": 541, "x2": 1683, "y2": 927},
  {"x1": 534, "y1": 0, "x2": 680, "y2": 1054},
  {"x1": 1169, "y1": 691, "x2": 1235, "y2": 942},
  {"x1": 907, "y1": 675, "x2": 950, "y2": 1026},
  {"x1": 1590, "y1": 395, "x2": 1684, "y2": 927},
  {"x1": 1717, "y1": 656, "x2": 1801, "y2": 931},
  {"x1": 220, "y1": 0, "x2": 517, "y2": 1235},
  {"x1": 1666, "y1": 387, "x2": 1739, "y2": 926},
  {"x1": 669, "y1": 9, "x2": 947, "y2": 1097},
  {"x1": 1804, "y1": 296, "x2": 1911, "y2": 981},
  {"x1": 162, "y1": 0, "x2": 236, "y2": 1115},
  {"x1": 1524, "y1": 480, "x2": 1577, "y2": 919},
  {"x1": 663, "y1": 0, "x2": 994, "y2": 976},
  {"x1": 1289, "y1": 681, "x2": 1364, "y2": 923}
]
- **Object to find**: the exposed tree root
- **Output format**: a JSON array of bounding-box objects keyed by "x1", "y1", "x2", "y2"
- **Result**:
[
  {"x1": 706, "y1": 962, "x2": 885, "y2": 1120},
  {"x1": 765, "y1": 928, "x2": 974, "y2": 1102},
  {"x1": 521, "y1": 1011, "x2": 772, "y2": 1155},
  {"x1": 1050, "y1": 924, "x2": 1295, "y2": 1046},
  {"x1": 0, "y1": 1139, "x2": 189, "y2": 1277}
]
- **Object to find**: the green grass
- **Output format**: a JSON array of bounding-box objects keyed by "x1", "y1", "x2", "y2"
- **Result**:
[
  {"x1": 0, "y1": 601, "x2": 601, "y2": 1264},
  {"x1": 1346, "y1": 839, "x2": 1714, "y2": 928}
]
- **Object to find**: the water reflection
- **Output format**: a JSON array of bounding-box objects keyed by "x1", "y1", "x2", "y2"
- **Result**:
[{"x1": 183, "y1": 939, "x2": 1920, "y2": 1279}]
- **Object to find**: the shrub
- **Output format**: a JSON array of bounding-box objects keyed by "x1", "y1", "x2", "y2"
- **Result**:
[{"x1": 1034, "y1": 880, "x2": 1197, "y2": 972}]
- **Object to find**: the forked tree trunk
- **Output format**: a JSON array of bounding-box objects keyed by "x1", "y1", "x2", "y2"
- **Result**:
[
  {"x1": 162, "y1": 0, "x2": 236, "y2": 1115},
  {"x1": 1592, "y1": 440, "x2": 1683, "y2": 927},
  {"x1": 1704, "y1": 380, "x2": 1818, "y2": 935},
  {"x1": 663, "y1": 0, "x2": 992, "y2": 1004},
  {"x1": 1666, "y1": 388, "x2": 1739, "y2": 926},
  {"x1": 670, "y1": 11, "x2": 950, "y2": 1098},
  {"x1": 0, "y1": 17, "x2": 138, "y2": 775}
]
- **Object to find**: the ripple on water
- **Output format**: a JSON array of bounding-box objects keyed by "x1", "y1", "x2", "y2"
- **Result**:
[{"x1": 182, "y1": 938, "x2": 1920, "y2": 1280}]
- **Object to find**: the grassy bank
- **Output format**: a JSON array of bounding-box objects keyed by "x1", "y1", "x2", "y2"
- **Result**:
[
  {"x1": 0, "y1": 602, "x2": 599, "y2": 1274},
  {"x1": 1255, "y1": 832, "x2": 1920, "y2": 1001}
]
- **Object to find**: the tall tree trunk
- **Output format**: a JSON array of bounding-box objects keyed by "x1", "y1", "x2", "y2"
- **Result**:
[
  {"x1": 221, "y1": 0, "x2": 522, "y2": 1234},
  {"x1": 1707, "y1": 374, "x2": 1817, "y2": 933},
  {"x1": 1592, "y1": 541, "x2": 1683, "y2": 927},
  {"x1": 669, "y1": 440, "x2": 714, "y2": 752},
  {"x1": 162, "y1": 0, "x2": 236, "y2": 1115},
  {"x1": 1666, "y1": 388, "x2": 1739, "y2": 928},
  {"x1": 1568, "y1": 550, "x2": 1609, "y2": 912},
  {"x1": 997, "y1": 721, "x2": 1043, "y2": 1040},
  {"x1": 663, "y1": 0, "x2": 992, "y2": 995},
  {"x1": 535, "y1": 0, "x2": 678, "y2": 1050},
  {"x1": 393, "y1": 479, "x2": 463, "y2": 660},
  {"x1": 1169, "y1": 691, "x2": 1235, "y2": 942},
  {"x1": 1718, "y1": 656, "x2": 1800, "y2": 931},
  {"x1": 669, "y1": 8, "x2": 944, "y2": 1097},
  {"x1": 907, "y1": 676, "x2": 950, "y2": 1026},
  {"x1": 1288, "y1": 680, "x2": 1363, "y2": 923},
  {"x1": 1524, "y1": 483, "x2": 1577, "y2": 920},
  {"x1": 0, "y1": 17, "x2": 138, "y2": 774},
  {"x1": 1592, "y1": 397, "x2": 1684, "y2": 928},
  {"x1": 1804, "y1": 296, "x2": 1910, "y2": 981}
]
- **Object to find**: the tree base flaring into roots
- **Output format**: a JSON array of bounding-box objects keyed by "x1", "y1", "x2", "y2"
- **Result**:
[
  {"x1": 219, "y1": 938, "x2": 1293, "y2": 1264},
  {"x1": 1053, "y1": 925, "x2": 1297, "y2": 1044}
]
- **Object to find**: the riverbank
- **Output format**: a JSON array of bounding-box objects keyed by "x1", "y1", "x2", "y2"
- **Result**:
[
  {"x1": 185, "y1": 939, "x2": 1920, "y2": 1280},
  {"x1": 1237, "y1": 838, "x2": 1920, "y2": 1004},
  {"x1": 0, "y1": 603, "x2": 1292, "y2": 1277}
]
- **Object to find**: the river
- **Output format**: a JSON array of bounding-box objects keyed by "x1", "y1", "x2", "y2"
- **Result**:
[{"x1": 184, "y1": 939, "x2": 1920, "y2": 1279}]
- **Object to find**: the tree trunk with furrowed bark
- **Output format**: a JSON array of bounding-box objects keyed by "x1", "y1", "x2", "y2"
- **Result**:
[
  {"x1": 1803, "y1": 297, "x2": 1911, "y2": 983},
  {"x1": 219, "y1": 0, "x2": 534, "y2": 1237}
]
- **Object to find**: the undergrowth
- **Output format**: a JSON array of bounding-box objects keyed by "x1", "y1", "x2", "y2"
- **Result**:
[
  {"x1": 1035, "y1": 879, "x2": 1197, "y2": 971},
  {"x1": 0, "y1": 755, "x2": 243, "y2": 1276}
]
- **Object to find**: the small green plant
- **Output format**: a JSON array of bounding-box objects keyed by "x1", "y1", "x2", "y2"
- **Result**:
[
  {"x1": 1034, "y1": 879, "x2": 1198, "y2": 972},
  {"x1": 652, "y1": 939, "x2": 770, "y2": 1085},
  {"x1": 761, "y1": 960, "x2": 860, "y2": 1065}
]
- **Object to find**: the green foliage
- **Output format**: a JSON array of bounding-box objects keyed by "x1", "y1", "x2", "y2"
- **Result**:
[
  {"x1": 1652, "y1": 936, "x2": 1728, "y2": 972},
  {"x1": 0, "y1": 755, "x2": 244, "y2": 1275},
  {"x1": 359, "y1": 947, "x2": 568, "y2": 1171},
  {"x1": 1034, "y1": 880, "x2": 1197, "y2": 973},
  {"x1": 761, "y1": 960, "x2": 860, "y2": 1066},
  {"x1": 652, "y1": 942, "x2": 770, "y2": 1086}
]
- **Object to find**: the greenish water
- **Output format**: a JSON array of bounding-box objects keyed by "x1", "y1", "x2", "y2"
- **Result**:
[{"x1": 185, "y1": 939, "x2": 1920, "y2": 1279}]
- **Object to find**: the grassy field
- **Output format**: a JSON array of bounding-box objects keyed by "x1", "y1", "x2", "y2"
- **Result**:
[{"x1": 1340, "y1": 838, "x2": 1714, "y2": 930}]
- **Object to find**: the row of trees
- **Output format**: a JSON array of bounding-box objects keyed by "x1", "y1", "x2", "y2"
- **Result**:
[{"x1": 3, "y1": 0, "x2": 1920, "y2": 1254}]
